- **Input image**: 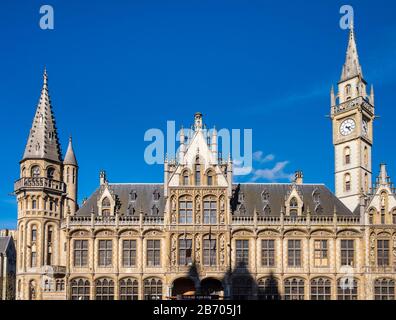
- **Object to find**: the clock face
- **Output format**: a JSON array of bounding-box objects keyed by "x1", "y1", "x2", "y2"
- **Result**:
[
  {"x1": 362, "y1": 120, "x2": 369, "y2": 136},
  {"x1": 340, "y1": 119, "x2": 356, "y2": 136}
]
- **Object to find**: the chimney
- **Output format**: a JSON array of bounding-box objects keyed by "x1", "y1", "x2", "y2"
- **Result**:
[{"x1": 294, "y1": 171, "x2": 303, "y2": 184}]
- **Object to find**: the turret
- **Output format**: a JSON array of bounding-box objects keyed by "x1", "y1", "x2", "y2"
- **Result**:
[{"x1": 63, "y1": 136, "x2": 78, "y2": 215}]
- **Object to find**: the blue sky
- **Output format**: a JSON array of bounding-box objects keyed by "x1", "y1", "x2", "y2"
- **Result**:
[{"x1": 0, "y1": 0, "x2": 395, "y2": 229}]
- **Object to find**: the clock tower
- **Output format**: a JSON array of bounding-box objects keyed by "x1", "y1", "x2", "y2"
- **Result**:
[{"x1": 331, "y1": 23, "x2": 375, "y2": 212}]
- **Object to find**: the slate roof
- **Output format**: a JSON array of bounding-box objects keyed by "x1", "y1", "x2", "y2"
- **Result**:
[
  {"x1": 22, "y1": 70, "x2": 62, "y2": 163},
  {"x1": 0, "y1": 236, "x2": 11, "y2": 254},
  {"x1": 232, "y1": 184, "x2": 354, "y2": 217},
  {"x1": 76, "y1": 182, "x2": 354, "y2": 218},
  {"x1": 76, "y1": 184, "x2": 165, "y2": 216}
]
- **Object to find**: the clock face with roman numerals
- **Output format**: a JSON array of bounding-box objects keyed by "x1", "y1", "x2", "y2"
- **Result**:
[{"x1": 340, "y1": 118, "x2": 356, "y2": 136}]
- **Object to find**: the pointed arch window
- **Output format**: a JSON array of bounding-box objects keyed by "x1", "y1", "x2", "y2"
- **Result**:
[
  {"x1": 70, "y1": 278, "x2": 90, "y2": 300},
  {"x1": 290, "y1": 197, "x2": 298, "y2": 217},
  {"x1": 182, "y1": 170, "x2": 189, "y2": 185},
  {"x1": 130, "y1": 190, "x2": 137, "y2": 201},
  {"x1": 119, "y1": 278, "x2": 138, "y2": 300},
  {"x1": 207, "y1": 170, "x2": 214, "y2": 186},
  {"x1": 345, "y1": 84, "x2": 352, "y2": 100},
  {"x1": 95, "y1": 278, "x2": 114, "y2": 300},
  {"x1": 102, "y1": 197, "x2": 111, "y2": 216},
  {"x1": 31, "y1": 166, "x2": 40, "y2": 178},
  {"x1": 47, "y1": 167, "x2": 55, "y2": 179},
  {"x1": 153, "y1": 190, "x2": 160, "y2": 201},
  {"x1": 344, "y1": 173, "x2": 351, "y2": 192},
  {"x1": 344, "y1": 147, "x2": 351, "y2": 165}
]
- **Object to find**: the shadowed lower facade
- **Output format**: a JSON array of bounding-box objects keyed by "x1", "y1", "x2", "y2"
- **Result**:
[{"x1": 14, "y1": 25, "x2": 396, "y2": 300}]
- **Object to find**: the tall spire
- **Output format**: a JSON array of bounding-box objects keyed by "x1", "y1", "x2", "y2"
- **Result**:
[
  {"x1": 64, "y1": 136, "x2": 78, "y2": 166},
  {"x1": 22, "y1": 69, "x2": 62, "y2": 162},
  {"x1": 340, "y1": 22, "x2": 363, "y2": 82}
]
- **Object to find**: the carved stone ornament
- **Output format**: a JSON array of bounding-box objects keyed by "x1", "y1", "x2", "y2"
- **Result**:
[{"x1": 171, "y1": 234, "x2": 177, "y2": 266}]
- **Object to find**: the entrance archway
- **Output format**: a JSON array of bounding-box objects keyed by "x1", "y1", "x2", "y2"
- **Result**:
[
  {"x1": 200, "y1": 278, "x2": 224, "y2": 298},
  {"x1": 171, "y1": 278, "x2": 196, "y2": 297}
]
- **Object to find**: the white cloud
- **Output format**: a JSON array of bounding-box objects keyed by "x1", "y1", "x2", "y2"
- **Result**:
[
  {"x1": 250, "y1": 161, "x2": 294, "y2": 182},
  {"x1": 240, "y1": 150, "x2": 294, "y2": 182}
]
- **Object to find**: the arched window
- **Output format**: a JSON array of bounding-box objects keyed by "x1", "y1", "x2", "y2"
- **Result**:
[
  {"x1": 70, "y1": 278, "x2": 90, "y2": 300},
  {"x1": 258, "y1": 278, "x2": 280, "y2": 300},
  {"x1": 101, "y1": 197, "x2": 111, "y2": 216},
  {"x1": 310, "y1": 278, "x2": 332, "y2": 300},
  {"x1": 337, "y1": 278, "x2": 358, "y2": 300},
  {"x1": 56, "y1": 280, "x2": 65, "y2": 291},
  {"x1": 344, "y1": 147, "x2": 351, "y2": 165},
  {"x1": 46, "y1": 226, "x2": 53, "y2": 265},
  {"x1": 47, "y1": 167, "x2": 55, "y2": 179},
  {"x1": 32, "y1": 198, "x2": 37, "y2": 210},
  {"x1": 345, "y1": 84, "x2": 352, "y2": 99},
  {"x1": 31, "y1": 226, "x2": 37, "y2": 242},
  {"x1": 290, "y1": 197, "x2": 298, "y2": 217},
  {"x1": 374, "y1": 278, "x2": 395, "y2": 300},
  {"x1": 344, "y1": 173, "x2": 351, "y2": 192},
  {"x1": 119, "y1": 278, "x2": 139, "y2": 300},
  {"x1": 182, "y1": 170, "x2": 189, "y2": 186},
  {"x1": 95, "y1": 278, "x2": 114, "y2": 300},
  {"x1": 207, "y1": 170, "x2": 214, "y2": 186},
  {"x1": 203, "y1": 196, "x2": 217, "y2": 224},
  {"x1": 232, "y1": 277, "x2": 253, "y2": 300},
  {"x1": 284, "y1": 278, "x2": 305, "y2": 300},
  {"x1": 31, "y1": 166, "x2": 40, "y2": 178},
  {"x1": 144, "y1": 278, "x2": 162, "y2": 300},
  {"x1": 364, "y1": 173, "x2": 369, "y2": 193},
  {"x1": 364, "y1": 146, "x2": 368, "y2": 167},
  {"x1": 179, "y1": 196, "x2": 193, "y2": 224},
  {"x1": 369, "y1": 208, "x2": 375, "y2": 224},
  {"x1": 29, "y1": 281, "x2": 36, "y2": 300}
]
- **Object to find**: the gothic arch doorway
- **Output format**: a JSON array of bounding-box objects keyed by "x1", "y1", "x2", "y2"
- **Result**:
[
  {"x1": 171, "y1": 277, "x2": 196, "y2": 298},
  {"x1": 201, "y1": 278, "x2": 224, "y2": 298}
]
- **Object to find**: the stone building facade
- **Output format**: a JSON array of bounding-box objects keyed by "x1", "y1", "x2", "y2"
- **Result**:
[
  {"x1": 14, "y1": 25, "x2": 396, "y2": 300},
  {"x1": 0, "y1": 231, "x2": 16, "y2": 300}
]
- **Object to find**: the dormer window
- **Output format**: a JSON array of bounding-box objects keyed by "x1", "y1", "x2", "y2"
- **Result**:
[
  {"x1": 182, "y1": 170, "x2": 189, "y2": 185},
  {"x1": 290, "y1": 197, "x2": 298, "y2": 217},
  {"x1": 151, "y1": 205, "x2": 159, "y2": 216},
  {"x1": 207, "y1": 170, "x2": 214, "y2": 186},
  {"x1": 153, "y1": 190, "x2": 160, "y2": 201},
  {"x1": 312, "y1": 189, "x2": 320, "y2": 203},
  {"x1": 102, "y1": 197, "x2": 111, "y2": 216},
  {"x1": 261, "y1": 190, "x2": 270, "y2": 202},
  {"x1": 195, "y1": 163, "x2": 201, "y2": 186},
  {"x1": 130, "y1": 190, "x2": 137, "y2": 202}
]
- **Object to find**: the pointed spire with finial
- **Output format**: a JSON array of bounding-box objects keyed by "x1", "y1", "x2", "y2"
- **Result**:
[
  {"x1": 64, "y1": 136, "x2": 78, "y2": 166},
  {"x1": 22, "y1": 68, "x2": 62, "y2": 162},
  {"x1": 340, "y1": 21, "x2": 364, "y2": 82}
]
